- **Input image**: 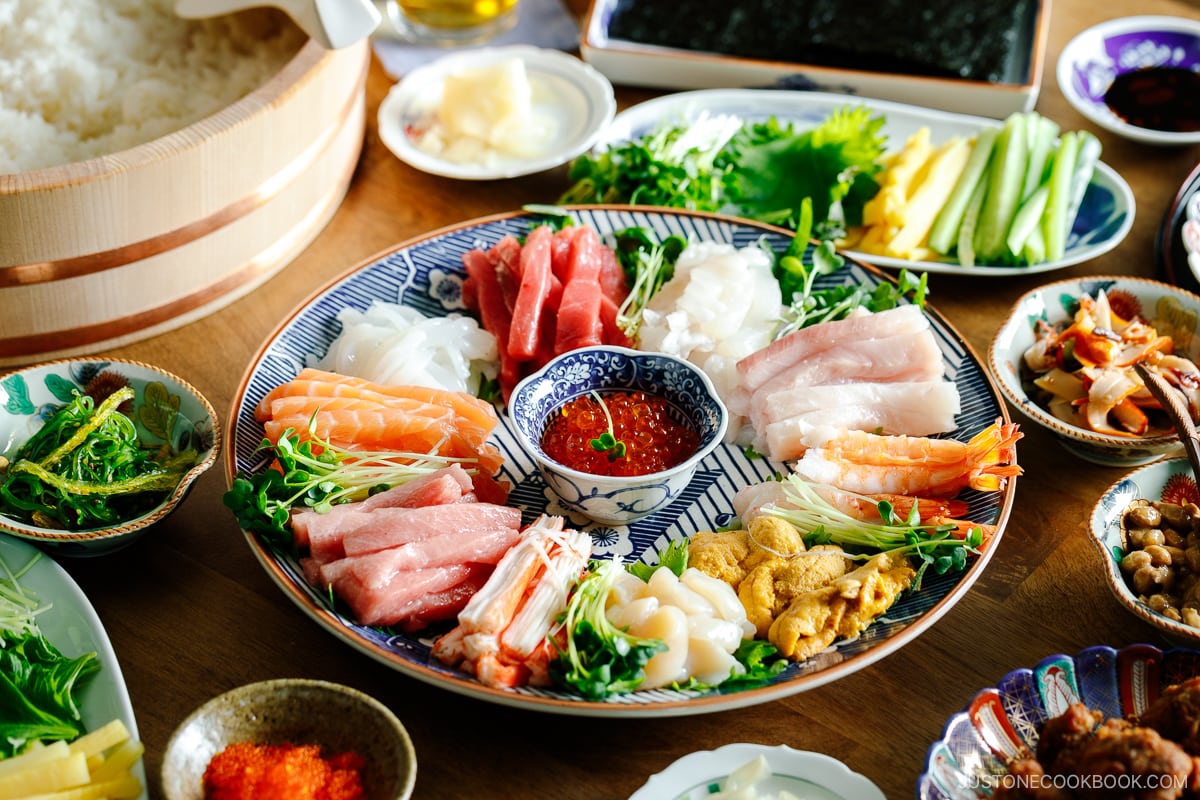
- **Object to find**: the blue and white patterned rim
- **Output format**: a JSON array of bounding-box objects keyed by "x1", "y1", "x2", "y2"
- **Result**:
[{"x1": 227, "y1": 206, "x2": 1015, "y2": 717}]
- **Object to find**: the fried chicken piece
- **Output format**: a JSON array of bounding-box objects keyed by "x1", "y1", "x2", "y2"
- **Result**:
[
  {"x1": 738, "y1": 544, "x2": 848, "y2": 638},
  {"x1": 1055, "y1": 718, "x2": 1195, "y2": 799},
  {"x1": 1037, "y1": 703, "x2": 1104, "y2": 770},
  {"x1": 1138, "y1": 677, "x2": 1200, "y2": 754},
  {"x1": 767, "y1": 550, "x2": 914, "y2": 660}
]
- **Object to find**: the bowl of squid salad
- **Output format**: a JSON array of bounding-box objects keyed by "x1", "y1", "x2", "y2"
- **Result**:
[{"x1": 989, "y1": 275, "x2": 1200, "y2": 467}]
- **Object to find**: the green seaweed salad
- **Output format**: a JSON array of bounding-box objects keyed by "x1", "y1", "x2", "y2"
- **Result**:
[{"x1": 0, "y1": 385, "x2": 199, "y2": 531}]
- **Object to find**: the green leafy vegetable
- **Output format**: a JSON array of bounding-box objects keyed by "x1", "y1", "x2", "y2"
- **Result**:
[
  {"x1": 765, "y1": 474, "x2": 984, "y2": 590},
  {"x1": 560, "y1": 106, "x2": 887, "y2": 234},
  {"x1": 0, "y1": 553, "x2": 100, "y2": 758},
  {"x1": 551, "y1": 558, "x2": 666, "y2": 700},
  {"x1": 0, "y1": 387, "x2": 199, "y2": 530},
  {"x1": 624, "y1": 539, "x2": 690, "y2": 582},
  {"x1": 223, "y1": 419, "x2": 474, "y2": 549}
]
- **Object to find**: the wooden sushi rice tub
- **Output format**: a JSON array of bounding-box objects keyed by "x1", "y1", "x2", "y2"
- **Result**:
[{"x1": 0, "y1": 35, "x2": 370, "y2": 366}]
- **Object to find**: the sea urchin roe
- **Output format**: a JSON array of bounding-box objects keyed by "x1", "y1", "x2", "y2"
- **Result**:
[
  {"x1": 540, "y1": 391, "x2": 700, "y2": 477},
  {"x1": 202, "y1": 741, "x2": 366, "y2": 800}
]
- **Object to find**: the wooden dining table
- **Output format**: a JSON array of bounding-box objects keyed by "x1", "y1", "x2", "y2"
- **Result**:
[{"x1": 41, "y1": 0, "x2": 1200, "y2": 796}]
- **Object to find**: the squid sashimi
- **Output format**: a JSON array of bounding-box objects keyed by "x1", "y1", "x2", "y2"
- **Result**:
[{"x1": 793, "y1": 418, "x2": 1023, "y2": 498}]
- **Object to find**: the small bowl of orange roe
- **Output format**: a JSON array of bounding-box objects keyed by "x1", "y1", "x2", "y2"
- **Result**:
[
  {"x1": 509, "y1": 345, "x2": 728, "y2": 526},
  {"x1": 160, "y1": 678, "x2": 416, "y2": 800}
]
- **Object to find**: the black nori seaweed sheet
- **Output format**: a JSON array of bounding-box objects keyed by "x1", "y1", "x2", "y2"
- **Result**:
[{"x1": 605, "y1": 0, "x2": 1038, "y2": 84}]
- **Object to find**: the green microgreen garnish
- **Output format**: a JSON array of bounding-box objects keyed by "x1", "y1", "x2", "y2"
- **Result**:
[{"x1": 587, "y1": 392, "x2": 626, "y2": 462}]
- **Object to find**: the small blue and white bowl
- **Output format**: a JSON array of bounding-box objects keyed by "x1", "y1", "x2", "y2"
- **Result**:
[
  {"x1": 508, "y1": 346, "x2": 728, "y2": 526},
  {"x1": 1057, "y1": 15, "x2": 1200, "y2": 146},
  {"x1": 0, "y1": 358, "x2": 220, "y2": 556}
]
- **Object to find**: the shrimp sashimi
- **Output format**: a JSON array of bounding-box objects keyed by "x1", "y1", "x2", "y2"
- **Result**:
[{"x1": 793, "y1": 418, "x2": 1023, "y2": 498}]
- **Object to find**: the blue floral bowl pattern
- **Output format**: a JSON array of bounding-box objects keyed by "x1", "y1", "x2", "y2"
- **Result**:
[
  {"x1": 1057, "y1": 15, "x2": 1200, "y2": 146},
  {"x1": 508, "y1": 345, "x2": 728, "y2": 525},
  {"x1": 918, "y1": 644, "x2": 1200, "y2": 799},
  {"x1": 0, "y1": 358, "x2": 220, "y2": 556},
  {"x1": 988, "y1": 275, "x2": 1200, "y2": 467}
]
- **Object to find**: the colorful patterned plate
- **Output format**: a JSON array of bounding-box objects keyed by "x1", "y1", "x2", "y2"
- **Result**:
[
  {"x1": 918, "y1": 644, "x2": 1200, "y2": 799},
  {"x1": 227, "y1": 206, "x2": 1015, "y2": 717}
]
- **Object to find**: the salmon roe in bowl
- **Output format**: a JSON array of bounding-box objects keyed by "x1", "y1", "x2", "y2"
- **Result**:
[{"x1": 508, "y1": 345, "x2": 728, "y2": 526}]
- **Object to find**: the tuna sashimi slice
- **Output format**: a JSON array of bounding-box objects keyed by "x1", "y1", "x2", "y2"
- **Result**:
[
  {"x1": 319, "y1": 526, "x2": 521, "y2": 590},
  {"x1": 508, "y1": 225, "x2": 554, "y2": 360},
  {"x1": 396, "y1": 568, "x2": 493, "y2": 632},
  {"x1": 334, "y1": 563, "x2": 475, "y2": 627},
  {"x1": 554, "y1": 226, "x2": 604, "y2": 354},
  {"x1": 341, "y1": 502, "x2": 522, "y2": 557}
]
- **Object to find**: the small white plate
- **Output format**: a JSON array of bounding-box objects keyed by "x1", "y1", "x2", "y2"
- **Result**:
[
  {"x1": 378, "y1": 45, "x2": 616, "y2": 180},
  {"x1": 629, "y1": 743, "x2": 885, "y2": 800},
  {"x1": 597, "y1": 88, "x2": 1135, "y2": 277}
]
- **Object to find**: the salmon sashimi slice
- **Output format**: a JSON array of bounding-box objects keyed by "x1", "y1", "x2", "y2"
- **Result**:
[{"x1": 257, "y1": 368, "x2": 499, "y2": 433}]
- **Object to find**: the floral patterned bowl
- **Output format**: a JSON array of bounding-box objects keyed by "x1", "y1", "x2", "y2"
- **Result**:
[
  {"x1": 1088, "y1": 457, "x2": 1200, "y2": 646},
  {"x1": 1057, "y1": 15, "x2": 1200, "y2": 146},
  {"x1": 0, "y1": 358, "x2": 220, "y2": 555},
  {"x1": 917, "y1": 643, "x2": 1200, "y2": 799},
  {"x1": 508, "y1": 345, "x2": 728, "y2": 525},
  {"x1": 988, "y1": 275, "x2": 1200, "y2": 467}
]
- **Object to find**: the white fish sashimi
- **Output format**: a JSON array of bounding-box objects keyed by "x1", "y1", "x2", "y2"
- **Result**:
[
  {"x1": 762, "y1": 380, "x2": 961, "y2": 439},
  {"x1": 315, "y1": 300, "x2": 498, "y2": 395},
  {"x1": 762, "y1": 397, "x2": 960, "y2": 462},
  {"x1": 735, "y1": 304, "x2": 929, "y2": 393}
]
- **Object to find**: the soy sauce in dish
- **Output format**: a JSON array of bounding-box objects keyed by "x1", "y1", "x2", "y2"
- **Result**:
[{"x1": 1102, "y1": 66, "x2": 1200, "y2": 133}]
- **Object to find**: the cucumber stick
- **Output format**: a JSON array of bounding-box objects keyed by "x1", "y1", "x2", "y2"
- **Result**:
[
  {"x1": 955, "y1": 172, "x2": 990, "y2": 268},
  {"x1": 1020, "y1": 114, "x2": 1060, "y2": 202},
  {"x1": 1042, "y1": 131, "x2": 1080, "y2": 263},
  {"x1": 927, "y1": 126, "x2": 998, "y2": 255},
  {"x1": 973, "y1": 114, "x2": 1028, "y2": 263},
  {"x1": 1006, "y1": 183, "x2": 1049, "y2": 258}
]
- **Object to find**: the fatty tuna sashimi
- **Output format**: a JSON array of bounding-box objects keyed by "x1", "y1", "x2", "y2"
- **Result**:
[
  {"x1": 333, "y1": 562, "x2": 476, "y2": 627},
  {"x1": 290, "y1": 466, "x2": 474, "y2": 551},
  {"x1": 341, "y1": 502, "x2": 522, "y2": 557},
  {"x1": 597, "y1": 241, "x2": 627, "y2": 305},
  {"x1": 395, "y1": 569, "x2": 493, "y2": 632},
  {"x1": 736, "y1": 304, "x2": 930, "y2": 392},
  {"x1": 318, "y1": 526, "x2": 522, "y2": 590},
  {"x1": 554, "y1": 226, "x2": 604, "y2": 354}
]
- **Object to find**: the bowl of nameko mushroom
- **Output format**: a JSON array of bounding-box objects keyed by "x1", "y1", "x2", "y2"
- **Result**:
[
  {"x1": 1057, "y1": 15, "x2": 1200, "y2": 146},
  {"x1": 1089, "y1": 457, "x2": 1200, "y2": 646},
  {"x1": 160, "y1": 678, "x2": 416, "y2": 800},
  {"x1": 0, "y1": 0, "x2": 371, "y2": 366},
  {"x1": 0, "y1": 358, "x2": 220, "y2": 555},
  {"x1": 989, "y1": 275, "x2": 1200, "y2": 466}
]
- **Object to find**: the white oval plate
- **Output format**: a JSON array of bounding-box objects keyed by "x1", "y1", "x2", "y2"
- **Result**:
[
  {"x1": 629, "y1": 743, "x2": 885, "y2": 800},
  {"x1": 227, "y1": 206, "x2": 1014, "y2": 718},
  {"x1": 595, "y1": 89, "x2": 1135, "y2": 276},
  {"x1": 378, "y1": 45, "x2": 616, "y2": 180},
  {"x1": 0, "y1": 535, "x2": 147, "y2": 799}
]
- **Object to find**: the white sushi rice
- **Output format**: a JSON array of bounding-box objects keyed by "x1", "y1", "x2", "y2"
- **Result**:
[{"x1": 0, "y1": 0, "x2": 305, "y2": 174}]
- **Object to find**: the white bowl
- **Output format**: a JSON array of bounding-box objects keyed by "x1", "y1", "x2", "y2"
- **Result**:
[
  {"x1": 508, "y1": 345, "x2": 728, "y2": 526},
  {"x1": 1057, "y1": 15, "x2": 1200, "y2": 146},
  {"x1": 988, "y1": 276, "x2": 1200, "y2": 466},
  {"x1": 0, "y1": 358, "x2": 220, "y2": 555}
]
